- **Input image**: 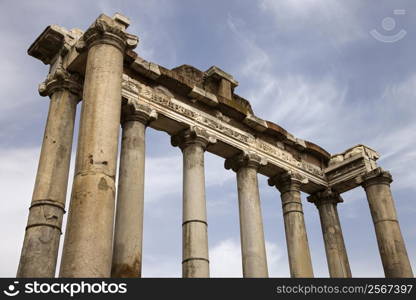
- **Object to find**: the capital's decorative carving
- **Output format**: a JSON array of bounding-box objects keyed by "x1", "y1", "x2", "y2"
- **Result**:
[
  {"x1": 307, "y1": 188, "x2": 343, "y2": 207},
  {"x1": 79, "y1": 14, "x2": 138, "y2": 53},
  {"x1": 224, "y1": 151, "x2": 267, "y2": 172},
  {"x1": 268, "y1": 171, "x2": 308, "y2": 194},
  {"x1": 121, "y1": 98, "x2": 158, "y2": 125},
  {"x1": 171, "y1": 126, "x2": 216, "y2": 151},
  {"x1": 361, "y1": 167, "x2": 393, "y2": 188},
  {"x1": 38, "y1": 66, "x2": 82, "y2": 99}
]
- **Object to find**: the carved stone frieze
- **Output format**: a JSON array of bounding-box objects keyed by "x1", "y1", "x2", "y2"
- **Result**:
[{"x1": 121, "y1": 74, "x2": 327, "y2": 186}]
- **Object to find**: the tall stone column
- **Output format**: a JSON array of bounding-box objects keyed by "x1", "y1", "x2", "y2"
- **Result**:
[
  {"x1": 307, "y1": 189, "x2": 351, "y2": 278},
  {"x1": 111, "y1": 100, "x2": 157, "y2": 278},
  {"x1": 171, "y1": 127, "x2": 216, "y2": 278},
  {"x1": 269, "y1": 172, "x2": 314, "y2": 277},
  {"x1": 60, "y1": 14, "x2": 138, "y2": 277},
  {"x1": 225, "y1": 152, "x2": 268, "y2": 278},
  {"x1": 362, "y1": 168, "x2": 413, "y2": 277},
  {"x1": 17, "y1": 72, "x2": 82, "y2": 278}
]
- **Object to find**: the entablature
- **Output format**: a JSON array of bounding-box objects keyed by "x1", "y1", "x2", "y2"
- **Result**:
[{"x1": 27, "y1": 13, "x2": 384, "y2": 196}]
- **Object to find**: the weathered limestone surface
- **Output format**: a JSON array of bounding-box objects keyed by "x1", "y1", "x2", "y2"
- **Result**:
[
  {"x1": 362, "y1": 168, "x2": 413, "y2": 278},
  {"x1": 308, "y1": 189, "x2": 351, "y2": 278},
  {"x1": 225, "y1": 152, "x2": 269, "y2": 277},
  {"x1": 18, "y1": 25, "x2": 83, "y2": 277},
  {"x1": 111, "y1": 100, "x2": 157, "y2": 278},
  {"x1": 60, "y1": 14, "x2": 138, "y2": 277},
  {"x1": 326, "y1": 144, "x2": 380, "y2": 193},
  {"x1": 17, "y1": 73, "x2": 81, "y2": 277},
  {"x1": 269, "y1": 172, "x2": 314, "y2": 278},
  {"x1": 172, "y1": 127, "x2": 216, "y2": 278}
]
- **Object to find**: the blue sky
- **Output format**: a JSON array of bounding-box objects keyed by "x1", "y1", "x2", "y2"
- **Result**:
[{"x1": 0, "y1": 0, "x2": 415, "y2": 277}]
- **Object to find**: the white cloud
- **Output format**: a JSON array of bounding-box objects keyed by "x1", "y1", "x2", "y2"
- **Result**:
[
  {"x1": 259, "y1": 0, "x2": 365, "y2": 45},
  {"x1": 210, "y1": 238, "x2": 285, "y2": 277}
]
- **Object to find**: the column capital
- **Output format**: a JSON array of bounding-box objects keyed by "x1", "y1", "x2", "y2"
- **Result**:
[
  {"x1": 121, "y1": 98, "x2": 157, "y2": 126},
  {"x1": 268, "y1": 171, "x2": 308, "y2": 194},
  {"x1": 362, "y1": 167, "x2": 393, "y2": 188},
  {"x1": 38, "y1": 67, "x2": 83, "y2": 99},
  {"x1": 307, "y1": 188, "x2": 343, "y2": 207},
  {"x1": 171, "y1": 126, "x2": 216, "y2": 151},
  {"x1": 78, "y1": 13, "x2": 138, "y2": 53},
  {"x1": 224, "y1": 151, "x2": 267, "y2": 172}
]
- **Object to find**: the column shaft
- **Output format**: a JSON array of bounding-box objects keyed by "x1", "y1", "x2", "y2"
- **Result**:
[
  {"x1": 236, "y1": 166, "x2": 268, "y2": 277},
  {"x1": 112, "y1": 121, "x2": 146, "y2": 277},
  {"x1": 308, "y1": 191, "x2": 351, "y2": 277},
  {"x1": 182, "y1": 143, "x2": 209, "y2": 277},
  {"x1": 226, "y1": 152, "x2": 268, "y2": 277},
  {"x1": 17, "y1": 86, "x2": 79, "y2": 277},
  {"x1": 270, "y1": 173, "x2": 313, "y2": 277},
  {"x1": 60, "y1": 37, "x2": 124, "y2": 277},
  {"x1": 111, "y1": 102, "x2": 156, "y2": 278},
  {"x1": 363, "y1": 168, "x2": 413, "y2": 277},
  {"x1": 318, "y1": 202, "x2": 351, "y2": 277}
]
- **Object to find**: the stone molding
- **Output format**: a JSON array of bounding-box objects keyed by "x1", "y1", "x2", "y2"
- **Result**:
[
  {"x1": 325, "y1": 145, "x2": 380, "y2": 193},
  {"x1": 171, "y1": 126, "x2": 217, "y2": 151},
  {"x1": 77, "y1": 14, "x2": 138, "y2": 53},
  {"x1": 28, "y1": 25, "x2": 83, "y2": 65},
  {"x1": 268, "y1": 171, "x2": 308, "y2": 194},
  {"x1": 121, "y1": 98, "x2": 158, "y2": 126},
  {"x1": 121, "y1": 74, "x2": 327, "y2": 189},
  {"x1": 224, "y1": 151, "x2": 267, "y2": 172},
  {"x1": 38, "y1": 66, "x2": 82, "y2": 99},
  {"x1": 361, "y1": 167, "x2": 393, "y2": 188},
  {"x1": 307, "y1": 188, "x2": 343, "y2": 207}
]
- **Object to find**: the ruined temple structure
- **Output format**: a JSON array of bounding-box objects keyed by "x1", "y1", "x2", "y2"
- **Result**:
[{"x1": 17, "y1": 13, "x2": 413, "y2": 278}]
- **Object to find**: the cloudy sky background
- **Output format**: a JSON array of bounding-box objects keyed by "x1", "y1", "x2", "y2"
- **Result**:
[{"x1": 1, "y1": 0, "x2": 415, "y2": 277}]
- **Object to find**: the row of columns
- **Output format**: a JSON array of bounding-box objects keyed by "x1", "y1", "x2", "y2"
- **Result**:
[{"x1": 18, "y1": 18, "x2": 413, "y2": 278}]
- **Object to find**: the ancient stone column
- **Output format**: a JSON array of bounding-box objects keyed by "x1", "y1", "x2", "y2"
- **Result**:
[
  {"x1": 60, "y1": 14, "x2": 138, "y2": 277},
  {"x1": 225, "y1": 152, "x2": 268, "y2": 278},
  {"x1": 111, "y1": 100, "x2": 157, "y2": 278},
  {"x1": 269, "y1": 172, "x2": 314, "y2": 277},
  {"x1": 171, "y1": 127, "x2": 216, "y2": 278},
  {"x1": 307, "y1": 189, "x2": 351, "y2": 278},
  {"x1": 362, "y1": 168, "x2": 413, "y2": 277},
  {"x1": 17, "y1": 71, "x2": 82, "y2": 278}
]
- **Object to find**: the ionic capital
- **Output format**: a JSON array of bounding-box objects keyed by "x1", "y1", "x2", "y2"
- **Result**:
[
  {"x1": 268, "y1": 171, "x2": 308, "y2": 194},
  {"x1": 171, "y1": 126, "x2": 216, "y2": 151},
  {"x1": 38, "y1": 67, "x2": 82, "y2": 99},
  {"x1": 361, "y1": 167, "x2": 393, "y2": 188},
  {"x1": 78, "y1": 13, "x2": 138, "y2": 53},
  {"x1": 224, "y1": 151, "x2": 267, "y2": 172},
  {"x1": 121, "y1": 98, "x2": 157, "y2": 126},
  {"x1": 307, "y1": 188, "x2": 343, "y2": 207}
]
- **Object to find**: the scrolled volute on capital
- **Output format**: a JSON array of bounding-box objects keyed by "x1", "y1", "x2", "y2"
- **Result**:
[
  {"x1": 268, "y1": 170, "x2": 308, "y2": 193},
  {"x1": 77, "y1": 14, "x2": 138, "y2": 53},
  {"x1": 224, "y1": 151, "x2": 267, "y2": 172},
  {"x1": 171, "y1": 126, "x2": 217, "y2": 150},
  {"x1": 121, "y1": 98, "x2": 158, "y2": 125},
  {"x1": 307, "y1": 188, "x2": 343, "y2": 207},
  {"x1": 38, "y1": 65, "x2": 82, "y2": 98},
  {"x1": 360, "y1": 167, "x2": 393, "y2": 188}
]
